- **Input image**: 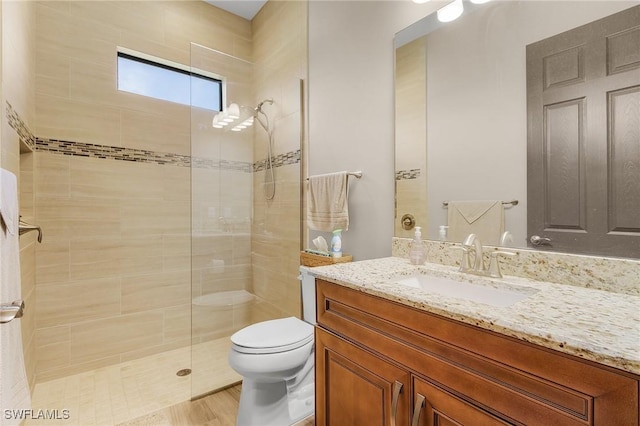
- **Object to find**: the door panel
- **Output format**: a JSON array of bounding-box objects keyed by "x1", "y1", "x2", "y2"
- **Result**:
[{"x1": 527, "y1": 5, "x2": 640, "y2": 257}]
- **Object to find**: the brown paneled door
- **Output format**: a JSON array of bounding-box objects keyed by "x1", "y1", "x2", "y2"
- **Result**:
[{"x1": 526, "y1": 6, "x2": 640, "y2": 257}]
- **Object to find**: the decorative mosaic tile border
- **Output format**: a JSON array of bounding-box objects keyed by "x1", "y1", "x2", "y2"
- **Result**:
[
  {"x1": 35, "y1": 137, "x2": 299, "y2": 172},
  {"x1": 396, "y1": 168, "x2": 421, "y2": 180},
  {"x1": 36, "y1": 138, "x2": 193, "y2": 167},
  {"x1": 192, "y1": 156, "x2": 252, "y2": 172},
  {"x1": 6, "y1": 102, "x2": 36, "y2": 150},
  {"x1": 6, "y1": 101, "x2": 301, "y2": 171},
  {"x1": 254, "y1": 149, "x2": 301, "y2": 172}
]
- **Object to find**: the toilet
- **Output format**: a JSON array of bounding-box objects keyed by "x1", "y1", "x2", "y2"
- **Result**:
[{"x1": 228, "y1": 267, "x2": 316, "y2": 426}]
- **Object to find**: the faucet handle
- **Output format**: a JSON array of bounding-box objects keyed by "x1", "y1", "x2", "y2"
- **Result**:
[
  {"x1": 488, "y1": 250, "x2": 517, "y2": 278},
  {"x1": 456, "y1": 245, "x2": 473, "y2": 272}
]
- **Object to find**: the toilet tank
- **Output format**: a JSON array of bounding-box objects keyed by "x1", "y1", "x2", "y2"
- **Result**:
[{"x1": 299, "y1": 266, "x2": 317, "y2": 324}]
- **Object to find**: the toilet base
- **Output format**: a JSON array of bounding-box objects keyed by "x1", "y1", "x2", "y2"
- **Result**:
[{"x1": 237, "y1": 367, "x2": 314, "y2": 426}]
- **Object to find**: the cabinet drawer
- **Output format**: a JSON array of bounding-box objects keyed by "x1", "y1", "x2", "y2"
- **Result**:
[{"x1": 316, "y1": 279, "x2": 639, "y2": 425}]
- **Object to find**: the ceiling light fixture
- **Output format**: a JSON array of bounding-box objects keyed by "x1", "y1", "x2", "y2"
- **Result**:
[
  {"x1": 470, "y1": 0, "x2": 491, "y2": 3},
  {"x1": 212, "y1": 103, "x2": 254, "y2": 132},
  {"x1": 437, "y1": 0, "x2": 464, "y2": 23}
]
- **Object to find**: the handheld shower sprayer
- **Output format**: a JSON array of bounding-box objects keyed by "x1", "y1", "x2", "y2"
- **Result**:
[
  {"x1": 254, "y1": 98, "x2": 274, "y2": 113},
  {"x1": 253, "y1": 98, "x2": 274, "y2": 134},
  {"x1": 252, "y1": 98, "x2": 276, "y2": 200},
  {"x1": 214, "y1": 98, "x2": 276, "y2": 199}
]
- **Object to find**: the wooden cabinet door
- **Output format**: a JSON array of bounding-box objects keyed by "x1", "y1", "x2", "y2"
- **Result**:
[
  {"x1": 315, "y1": 328, "x2": 410, "y2": 426},
  {"x1": 411, "y1": 376, "x2": 513, "y2": 426}
]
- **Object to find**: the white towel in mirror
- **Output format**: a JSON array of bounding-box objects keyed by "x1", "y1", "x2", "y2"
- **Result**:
[{"x1": 447, "y1": 200, "x2": 504, "y2": 246}]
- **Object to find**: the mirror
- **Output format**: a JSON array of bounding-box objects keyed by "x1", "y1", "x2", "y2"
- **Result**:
[{"x1": 394, "y1": 0, "x2": 639, "y2": 258}]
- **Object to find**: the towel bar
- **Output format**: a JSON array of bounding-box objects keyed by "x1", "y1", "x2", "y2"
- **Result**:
[
  {"x1": 443, "y1": 199, "x2": 518, "y2": 207},
  {"x1": 0, "y1": 299, "x2": 25, "y2": 324},
  {"x1": 18, "y1": 218, "x2": 43, "y2": 243},
  {"x1": 306, "y1": 171, "x2": 362, "y2": 181}
]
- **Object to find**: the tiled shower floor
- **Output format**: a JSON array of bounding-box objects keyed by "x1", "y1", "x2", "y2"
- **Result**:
[{"x1": 27, "y1": 337, "x2": 240, "y2": 426}]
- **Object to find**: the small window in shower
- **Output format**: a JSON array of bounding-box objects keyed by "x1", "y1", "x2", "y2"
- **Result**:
[{"x1": 117, "y1": 49, "x2": 223, "y2": 111}]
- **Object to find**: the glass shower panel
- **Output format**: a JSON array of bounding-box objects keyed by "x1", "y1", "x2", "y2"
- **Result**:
[{"x1": 190, "y1": 43, "x2": 255, "y2": 398}]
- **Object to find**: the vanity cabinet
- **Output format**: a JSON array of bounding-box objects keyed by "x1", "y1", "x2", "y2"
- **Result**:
[{"x1": 315, "y1": 279, "x2": 639, "y2": 425}]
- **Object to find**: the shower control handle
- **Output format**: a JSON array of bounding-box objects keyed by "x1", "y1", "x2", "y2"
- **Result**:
[{"x1": 401, "y1": 214, "x2": 416, "y2": 231}]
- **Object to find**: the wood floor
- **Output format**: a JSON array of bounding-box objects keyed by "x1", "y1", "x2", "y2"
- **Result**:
[{"x1": 119, "y1": 384, "x2": 315, "y2": 426}]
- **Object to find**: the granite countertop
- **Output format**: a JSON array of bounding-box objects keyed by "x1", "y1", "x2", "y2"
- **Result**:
[{"x1": 308, "y1": 256, "x2": 640, "y2": 376}]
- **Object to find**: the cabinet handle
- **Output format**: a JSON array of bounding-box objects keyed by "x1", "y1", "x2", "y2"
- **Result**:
[
  {"x1": 411, "y1": 393, "x2": 426, "y2": 426},
  {"x1": 391, "y1": 380, "x2": 403, "y2": 426}
]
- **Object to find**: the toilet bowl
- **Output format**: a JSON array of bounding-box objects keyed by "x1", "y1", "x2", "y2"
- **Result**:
[{"x1": 228, "y1": 267, "x2": 316, "y2": 426}]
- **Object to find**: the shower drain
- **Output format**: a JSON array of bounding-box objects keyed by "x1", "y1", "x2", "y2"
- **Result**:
[{"x1": 176, "y1": 369, "x2": 192, "y2": 377}]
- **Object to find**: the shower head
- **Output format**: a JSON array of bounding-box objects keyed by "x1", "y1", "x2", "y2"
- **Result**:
[
  {"x1": 252, "y1": 98, "x2": 274, "y2": 134},
  {"x1": 254, "y1": 98, "x2": 274, "y2": 114}
]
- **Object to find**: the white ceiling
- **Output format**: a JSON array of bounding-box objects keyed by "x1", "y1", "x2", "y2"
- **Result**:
[{"x1": 204, "y1": 0, "x2": 268, "y2": 20}]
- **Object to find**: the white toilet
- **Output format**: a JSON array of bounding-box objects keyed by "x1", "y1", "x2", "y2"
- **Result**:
[{"x1": 228, "y1": 267, "x2": 316, "y2": 426}]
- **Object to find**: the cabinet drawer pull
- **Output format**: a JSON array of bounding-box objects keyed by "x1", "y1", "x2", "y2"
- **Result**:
[
  {"x1": 391, "y1": 380, "x2": 403, "y2": 426},
  {"x1": 411, "y1": 393, "x2": 426, "y2": 426}
]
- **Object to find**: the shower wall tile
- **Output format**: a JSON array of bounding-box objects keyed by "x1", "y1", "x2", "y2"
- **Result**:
[
  {"x1": 121, "y1": 270, "x2": 191, "y2": 314},
  {"x1": 118, "y1": 338, "x2": 190, "y2": 364},
  {"x1": 34, "y1": 0, "x2": 251, "y2": 380},
  {"x1": 162, "y1": 304, "x2": 192, "y2": 344},
  {"x1": 119, "y1": 235, "x2": 165, "y2": 276},
  {"x1": 35, "y1": 355, "x2": 121, "y2": 384},
  {"x1": 34, "y1": 153, "x2": 70, "y2": 197},
  {"x1": 199, "y1": 265, "x2": 252, "y2": 296},
  {"x1": 35, "y1": 277, "x2": 121, "y2": 328},
  {"x1": 35, "y1": 325, "x2": 70, "y2": 348},
  {"x1": 162, "y1": 234, "x2": 191, "y2": 272},
  {"x1": 69, "y1": 311, "x2": 164, "y2": 364},
  {"x1": 120, "y1": 107, "x2": 190, "y2": 156},
  {"x1": 250, "y1": 0, "x2": 307, "y2": 324},
  {"x1": 36, "y1": 342, "x2": 70, "y2": 373},
  {"x1": 36, "y1": 97, "x2": 123, "y2": 147}
]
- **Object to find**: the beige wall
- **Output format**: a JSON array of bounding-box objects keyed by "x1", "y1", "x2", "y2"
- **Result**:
[
  {"x1": 34, "y1": 1, "x2": 252, "y2": 382},
  {"x1": 251, "y1": 0, "x2": 307, "y2": 321},
  {"x1": 308, "y1": 0, "x2": 436, "y2": 261},
  {"x1": 1, "y1": 0, "x2": 37, "y2": 392}
]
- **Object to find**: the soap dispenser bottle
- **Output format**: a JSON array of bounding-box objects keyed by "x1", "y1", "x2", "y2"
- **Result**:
[
  {"x1": 409, "y1": 226, "x2": 427, "y2": 265},
  {"x1": 330, "y1": 229, "x2": 343, "y2": 258}
]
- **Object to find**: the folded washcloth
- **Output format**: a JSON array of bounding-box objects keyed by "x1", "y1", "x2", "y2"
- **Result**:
[
  {"x1": 307, "y1": 171, "x2": 349, "y2": 232},
  {"x1": 447, "y1": 200, "x2": 504, "y2": 245}
]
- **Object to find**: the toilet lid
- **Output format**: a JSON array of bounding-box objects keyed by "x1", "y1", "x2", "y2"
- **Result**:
[{"x1": 231, "y1": 317, "x2": 314, "y2": 354}]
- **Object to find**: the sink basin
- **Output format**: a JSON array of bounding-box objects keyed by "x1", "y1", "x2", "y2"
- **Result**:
[{"x1": 394, "y1": 274, "x2": 537, "y2": 308}]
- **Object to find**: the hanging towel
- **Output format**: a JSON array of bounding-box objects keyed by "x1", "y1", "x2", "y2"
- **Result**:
[
  {"x1": 307, "y1": 171, "x2": 349, "y2": 232},
  {"x1": 447, "y1": 200, "x2": 504, "y2": 246},
  {"x1": 0, "y1": 168, "x2": 32, "y2": 426}
]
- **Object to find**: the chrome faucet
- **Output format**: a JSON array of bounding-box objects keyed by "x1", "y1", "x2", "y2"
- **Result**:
[
  {"x1": 459, "y1": 233, "x2": 517, "y2": 278},
  {"x1": 460, "y1": 234, "x2": 486, "y2": 274}
]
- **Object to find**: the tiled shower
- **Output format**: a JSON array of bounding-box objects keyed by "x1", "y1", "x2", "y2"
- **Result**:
[{"x1": 3, "y1": 0, "x2": 307, "y2": 422}]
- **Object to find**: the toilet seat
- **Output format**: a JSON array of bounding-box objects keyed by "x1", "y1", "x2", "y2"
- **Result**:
[{"x1": 231, "y1": 317, "x2": 314, "y2": 354}]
